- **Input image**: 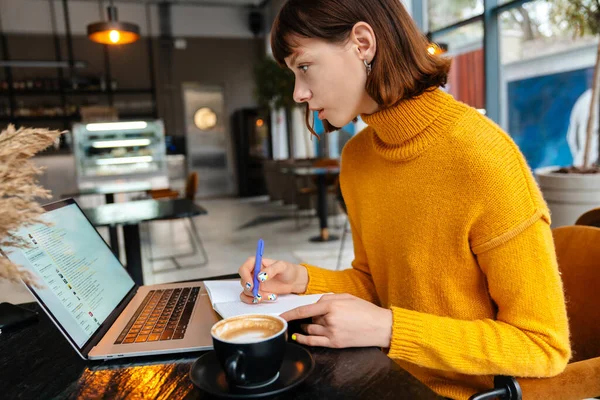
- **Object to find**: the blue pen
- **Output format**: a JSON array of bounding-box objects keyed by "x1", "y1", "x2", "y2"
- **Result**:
[{"x1": 252, "y1": 239, "x2": 265, "y2": 302}]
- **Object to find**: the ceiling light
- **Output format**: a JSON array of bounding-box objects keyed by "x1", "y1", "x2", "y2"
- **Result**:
[
  {"x1": 96, "y1": 156, "x2": 153, "y2": 165},
  {"x1": 92, "y1": 139, "x2": 151, "y2": 148},
  {"x1": 426, "y1": 42, "x2": 448, "y2": 56},
  {"x1": 86, "y1": 121, "x2": 148, "y2": 131},
  {"x1": 87, "y1": 2, "x2": 140, "y2": 45},
  {"x1": 194, "y1": 108, "x2": 218, "y2": 130}
]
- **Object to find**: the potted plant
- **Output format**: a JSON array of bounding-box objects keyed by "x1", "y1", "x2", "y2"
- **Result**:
[
  {"x1": 536, "y1": 0, "x2": 600, "y2": 227},
  {"x1": 0, "y1": 125, "x2": 63, "y2": 287},
  {"x1": 254, "y1": 57, "x2": 297, "y2": 159}
]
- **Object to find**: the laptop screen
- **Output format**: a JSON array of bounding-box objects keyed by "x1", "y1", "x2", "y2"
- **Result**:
[{"x1": 1, "y1": 201, "x2": 135, "y2": 349}]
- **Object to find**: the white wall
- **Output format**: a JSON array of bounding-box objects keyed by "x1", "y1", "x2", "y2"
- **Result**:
[
  {"x1": 501, "y1": 41, "x2": 598, "y2": 130},
  {"x1": 171, "y1": 5, "x2": 253, "y2": 38},
  {"x1": 503, "y1": 42, "x2": 598, "y2": 83},
  {"x1": 401, "y1": 0, "x2": 412, "y2": 16},
  {"x1": 292, "y1": 107, "x2": 315, "y2": 159},
  {"x1": 0, "y1": 0, "x2": 255, "y2": 38},
  {"x1": 271, "y1": 108, "x2": 288, "y2": 160}
]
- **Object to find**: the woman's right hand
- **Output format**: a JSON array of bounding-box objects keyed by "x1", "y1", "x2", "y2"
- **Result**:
[{"x1": 238, "y1": 258, "x2": 309, "y2": 304}]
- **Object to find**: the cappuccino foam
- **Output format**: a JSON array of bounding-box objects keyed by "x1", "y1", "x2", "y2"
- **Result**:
[
  {"x1": 222, "y1": 328, "x2": 277, "y2": 343},
  {"x1": 212, "y1": 315, "x2": 284, "y2": 343}
]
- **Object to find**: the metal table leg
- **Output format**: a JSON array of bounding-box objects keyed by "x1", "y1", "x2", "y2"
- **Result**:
[
  {"x1": 123, "y1": 223, "x2": 144, "y2": 286},
  {"x1": 310, "y1": 174, "x2": 339, "y2": 243},
  {"x1": 105, "y1": 193, "x2": 120, "y2": 258}
]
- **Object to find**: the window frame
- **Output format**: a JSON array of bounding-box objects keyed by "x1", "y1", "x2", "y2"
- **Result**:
[{"x1": 415, "y1": 0, "x2": 535, "y2": 125}]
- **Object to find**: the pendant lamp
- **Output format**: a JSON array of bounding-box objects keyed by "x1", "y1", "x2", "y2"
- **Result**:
[
  {"x1": 425, "y1": 33, "x2": 448, "y2": 56},
  {"x1": 427, "y1": 42, "x2": 448, "y2": 56},
  {"x1": 87, "y1": 1, "x2": 140, "y2": 45}
]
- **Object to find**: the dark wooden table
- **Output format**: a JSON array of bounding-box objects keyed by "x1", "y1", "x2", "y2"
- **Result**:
[
  {"x1": 0, "y1": 302, "x2": 442, "y2": 400},
  {"x1": 283, "y1": 166, "x2": 341, "y2": 243},
  {"x1": 63, "y1": 182, "x2": 161, "y2": 257},
  {"x1": 82, "y1": 198, "x2": 208, "y2": 286}
]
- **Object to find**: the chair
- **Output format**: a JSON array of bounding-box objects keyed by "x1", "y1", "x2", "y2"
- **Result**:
[
  {"x1": 147, "y1": 188, "x2": 180, "y2": 200},
  {"x1": 575, "y1": 207, "x2": 600, "y2": 228},
  {"x1": 146, "y1": 172, "x2": 209, "y2": 271},
  {"x1": 184, "y1": 172, "x2": 199, "y2": 201},
  {"x1": 469, "y1": 225, "x2": 600, "y2": 400},
  {"x1": 147, "y1": 173, "x2": 198, "y2": 201},
  {"x1": 262, "y1": 159, "x2": 282, "y2": 202}
]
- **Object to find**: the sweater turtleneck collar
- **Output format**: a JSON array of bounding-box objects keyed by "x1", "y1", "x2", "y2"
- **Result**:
[{"x1": 361, "y1": 88, "x2": 467, "y2": 161}]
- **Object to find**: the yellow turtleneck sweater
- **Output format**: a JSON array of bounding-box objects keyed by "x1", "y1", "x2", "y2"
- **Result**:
[{"x1": 301, "y1": 88, "x2": 571, "y2": 399}]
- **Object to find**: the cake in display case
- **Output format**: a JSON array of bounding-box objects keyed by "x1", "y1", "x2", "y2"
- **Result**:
[{"x1": 72, "y1": 120, "x2": 169, "y2": 190}]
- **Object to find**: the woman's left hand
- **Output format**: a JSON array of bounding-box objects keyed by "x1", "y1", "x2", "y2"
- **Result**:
[{"x1": 280, "y1": 293, "x2": 393, "y2": 348}]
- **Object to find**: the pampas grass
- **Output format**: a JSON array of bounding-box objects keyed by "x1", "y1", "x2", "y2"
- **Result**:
[{"x1": 0, "y1": 124, "x2": 64, "y2": 286}]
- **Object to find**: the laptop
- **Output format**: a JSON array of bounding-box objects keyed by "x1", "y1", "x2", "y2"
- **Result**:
[{"x1": 0, "y1": 198, "x2": 219, "y2": 360}]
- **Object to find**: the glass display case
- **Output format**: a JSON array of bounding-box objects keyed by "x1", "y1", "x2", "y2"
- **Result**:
[{"x1": 72, "y1": 120, "x2": 169, "y2": 190}]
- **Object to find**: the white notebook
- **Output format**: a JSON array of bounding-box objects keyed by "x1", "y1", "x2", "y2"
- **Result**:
[{"x1": 203, "y1": 280, "x2": 324, "y2": 319}]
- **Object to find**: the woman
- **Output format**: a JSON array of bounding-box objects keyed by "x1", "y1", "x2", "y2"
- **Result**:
[{"x1": 238, "y1": 0, "x2": 571, "y2": 398}]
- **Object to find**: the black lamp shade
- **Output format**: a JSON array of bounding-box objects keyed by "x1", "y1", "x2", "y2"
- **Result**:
[{"x1": 87, "y1": 5, "x2": 140, "y2": 45}]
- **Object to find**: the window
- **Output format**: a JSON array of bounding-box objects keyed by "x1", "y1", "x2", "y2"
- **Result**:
[
  {"x1": 427, "y1": 0, "x2": 483, "y2": 31},
  {"x1": 499, "y1": 0, "x2": 598, "y2": 168},
  {"x1": 432, "y1": 22, "x2": 484, "y2": 110},
  {"x1": 423, "y1": 0, "x2": 600, "y2": 169}
]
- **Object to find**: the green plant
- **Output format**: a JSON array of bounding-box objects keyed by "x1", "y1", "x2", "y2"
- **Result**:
[
  {"x1": 550, "y1": 0, "x2": 600, "y2": 169},
  {"x1": 254, "y1": 57, "x2": 296, "y2": 111},
  {"x1": 254, "y1": 57, "x2": 298, "y2": 158}
]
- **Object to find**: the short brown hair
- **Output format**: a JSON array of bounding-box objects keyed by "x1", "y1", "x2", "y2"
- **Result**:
[{"x1": 271, "y1": 0, "x2": 452, "y2": 135}]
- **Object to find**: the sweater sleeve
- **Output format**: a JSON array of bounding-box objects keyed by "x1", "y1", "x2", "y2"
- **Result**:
[
  {"x1": 387, "y1": 217, "x2": 571, "y2": 377},
  {"x1": 301, "y1": 214, "x2": 380, "y2": 305}
]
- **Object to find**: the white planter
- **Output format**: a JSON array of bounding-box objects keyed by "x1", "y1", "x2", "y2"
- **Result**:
[{"x1": 535, "y1": 166, "x2": 600, "y2": 227}]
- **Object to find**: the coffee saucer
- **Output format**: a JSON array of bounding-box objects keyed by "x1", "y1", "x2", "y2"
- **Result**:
[{"x1": 189, "y1": 343, "x2": 314, "y2": 398}]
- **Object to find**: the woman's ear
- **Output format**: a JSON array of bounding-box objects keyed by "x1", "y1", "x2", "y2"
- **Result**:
[{"x1": 351, "y1": 22, "x2": 377, "y2": 64}]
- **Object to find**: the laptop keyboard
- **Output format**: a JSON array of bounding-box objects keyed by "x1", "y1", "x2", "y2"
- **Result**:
[{"x1": 114, "y1": 287, "x2": 200, "y2": 344}]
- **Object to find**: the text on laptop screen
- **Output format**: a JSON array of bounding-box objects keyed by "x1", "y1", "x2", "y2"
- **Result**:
[{"x1": 2, "y1": 203, "x2": 134, "y2": 347}]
